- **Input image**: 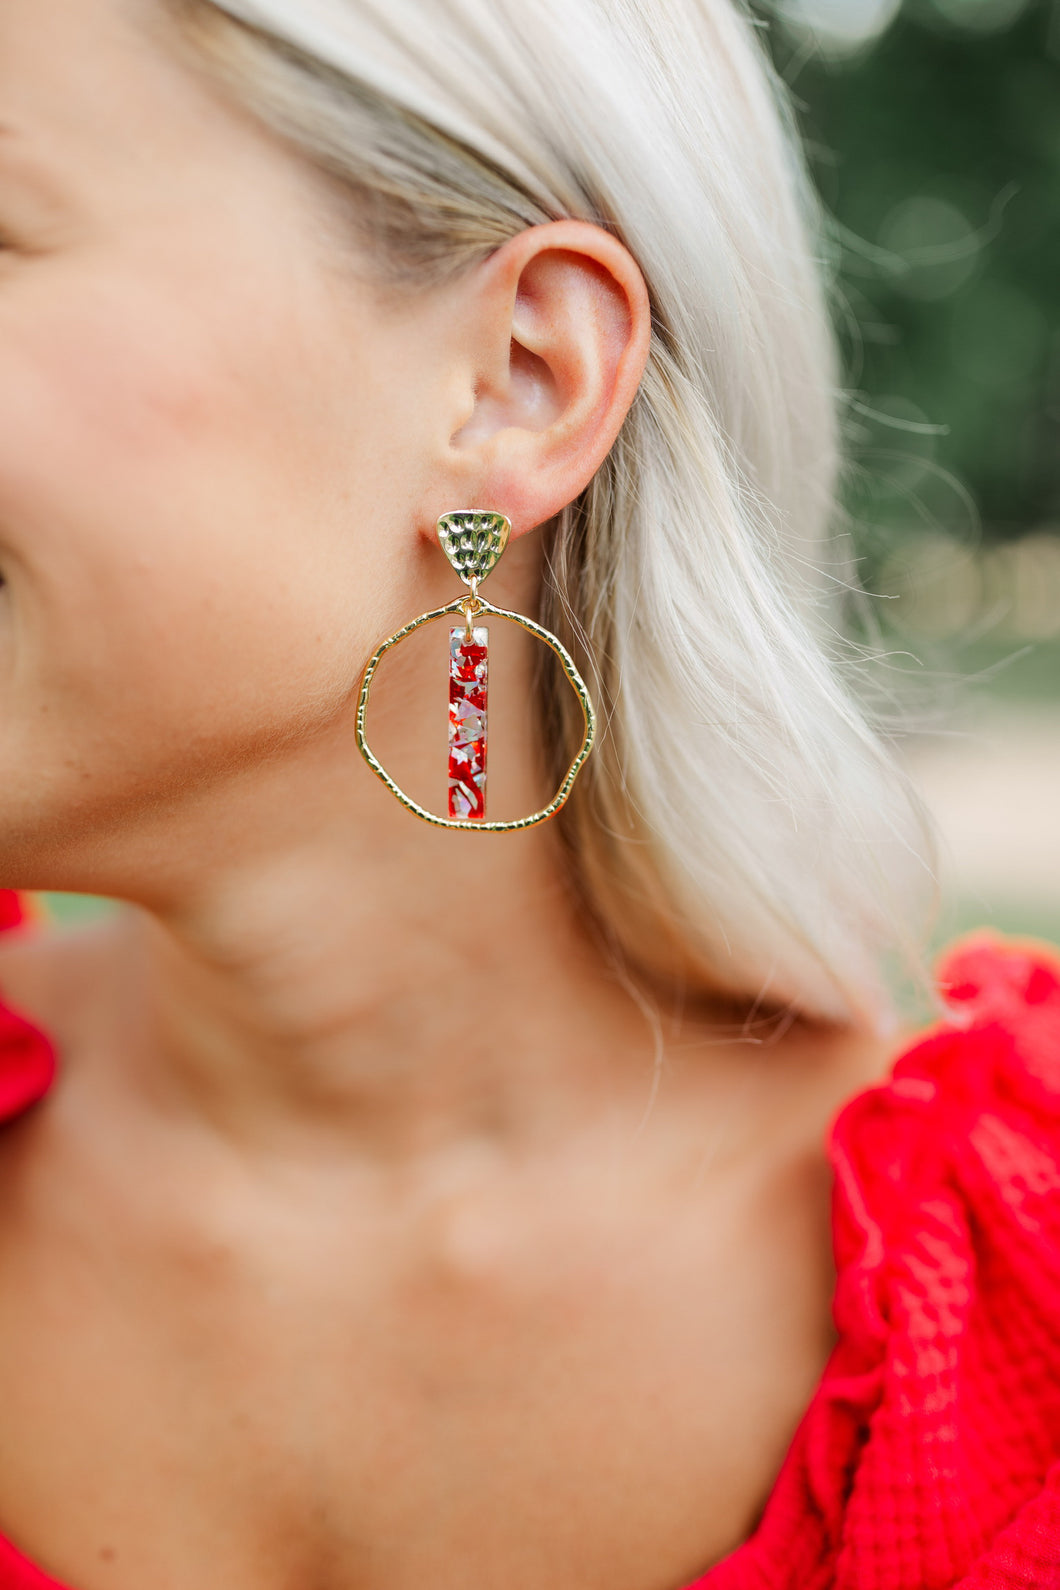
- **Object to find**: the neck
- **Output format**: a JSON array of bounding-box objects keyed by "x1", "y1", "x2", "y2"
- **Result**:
[{"x1": 85, "y1": 739, "x2": 664, "y2": 1164}]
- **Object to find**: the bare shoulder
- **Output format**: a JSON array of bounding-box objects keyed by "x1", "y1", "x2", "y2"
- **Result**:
[
  {"x1": 0, "y1": 915, "x2": 135, "y2": 1125},
  {"x1": 0, "y1": 912, "x2": 127, "y2": 1071},
  {"x1": 0, "y1": 911, "x2": 145, "y2": 1263},
  {"x1": 676, "y1": 1000, "x2": 906, "y2": 1165},
  {"x1": 815, "y1": 1014, "x2": 908, "y2": 1106},
  {"x1": 780, "y1": 1015, "x2": 909, "y2": 1166}
]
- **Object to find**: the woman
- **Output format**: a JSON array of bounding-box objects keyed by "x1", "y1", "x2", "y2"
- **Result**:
[{"x1": 0, "y1": 0, "x2": 1056, "y2": 1586}]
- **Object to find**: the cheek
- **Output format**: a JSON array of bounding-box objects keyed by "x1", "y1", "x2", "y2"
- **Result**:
[{"x1": 0, "y1": 251, "x2": 403, "y2": 816}]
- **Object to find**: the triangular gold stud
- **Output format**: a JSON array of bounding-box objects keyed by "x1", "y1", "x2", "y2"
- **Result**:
[{"x1": 437, "y1": 511, "x2": 511, "y2": 588}]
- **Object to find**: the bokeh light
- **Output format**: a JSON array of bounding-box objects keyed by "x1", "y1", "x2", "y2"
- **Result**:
[
  {"x1": 779, "y1": 0, "x2": 903, "y2": 53},
  {"x1": 877, "y1": 195, "x2": 982, "y2": 300},
  {"x1": 929, "y1": 0, "x2": 1033, "y2": 32}
]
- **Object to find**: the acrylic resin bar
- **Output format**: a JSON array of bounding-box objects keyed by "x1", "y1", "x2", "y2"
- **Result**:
[{"x1": 449, "y1": 626, "x2": 488, "y2": 820}]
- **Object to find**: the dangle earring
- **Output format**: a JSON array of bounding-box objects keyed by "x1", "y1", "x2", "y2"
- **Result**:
[{"x1": 355, "y1": 511, "x2": 596, "y2": 831}]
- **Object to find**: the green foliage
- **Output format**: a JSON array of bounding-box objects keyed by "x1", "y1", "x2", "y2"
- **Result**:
[{"x1": 753, "y1": 0, "x2": 1059, "y2": 559}]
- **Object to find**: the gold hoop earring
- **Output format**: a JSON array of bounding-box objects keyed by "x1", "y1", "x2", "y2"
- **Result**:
[{"x1": 355, "y1": 511, "x2": 596, "y2": 832}]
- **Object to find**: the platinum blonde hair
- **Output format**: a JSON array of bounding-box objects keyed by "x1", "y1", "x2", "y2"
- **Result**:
[{"x1": 161, "y1": 0, "x2": 935, "y2": 1029}]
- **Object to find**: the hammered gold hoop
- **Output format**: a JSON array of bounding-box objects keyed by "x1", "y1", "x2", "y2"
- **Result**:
[{"x1": 355, "y1": 513, "x2": 596, "y2": 832}]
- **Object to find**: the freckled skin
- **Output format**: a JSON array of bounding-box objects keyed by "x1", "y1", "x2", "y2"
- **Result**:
[{"x1": 0, "y1": 2, "x2": 898, "y2": 1589}]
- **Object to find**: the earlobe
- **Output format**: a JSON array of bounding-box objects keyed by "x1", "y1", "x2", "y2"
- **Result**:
[{"x1": 447, "y1": 220, "x2": 652, "y2": 535}]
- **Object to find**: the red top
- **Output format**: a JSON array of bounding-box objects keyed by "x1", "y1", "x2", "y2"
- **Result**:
[{"x1": 0, "y1": 895, "x2": 1058, "y2": 1589}]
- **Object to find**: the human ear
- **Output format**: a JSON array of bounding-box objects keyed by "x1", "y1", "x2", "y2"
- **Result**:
[{"x1": 441, "y1": 220, "x2": 652, "y2": 534}]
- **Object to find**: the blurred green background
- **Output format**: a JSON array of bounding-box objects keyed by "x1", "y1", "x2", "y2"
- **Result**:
[
  {"x1": 42, "y1": 0, "x2": 1060, "y2": 952},
  {"x1": 752, "y1": 0, "x2": 1060, "y2": 955}
]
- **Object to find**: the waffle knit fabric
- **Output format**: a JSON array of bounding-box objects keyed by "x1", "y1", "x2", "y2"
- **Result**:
[{"x1": 695, "y1": 931, "x2": 1060, "y2": 1589}]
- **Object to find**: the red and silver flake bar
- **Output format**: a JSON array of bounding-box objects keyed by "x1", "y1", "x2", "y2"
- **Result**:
[{"x1": 449, "y1": 626, "x2": 488, "y2": 820}]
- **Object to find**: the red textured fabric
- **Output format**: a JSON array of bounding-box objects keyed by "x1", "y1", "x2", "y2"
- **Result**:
[
  {"x1": 0, "y1": 927, "x2": 1057, "y2": 1588},
  {"x1": 693, "y1": 931, "x2": 1060, "y2": 1590}
]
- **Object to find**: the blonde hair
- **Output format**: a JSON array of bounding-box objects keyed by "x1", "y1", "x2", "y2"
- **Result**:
[{"x1": 161, "y1": 0, "x2": 936, "y2": 1028}]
